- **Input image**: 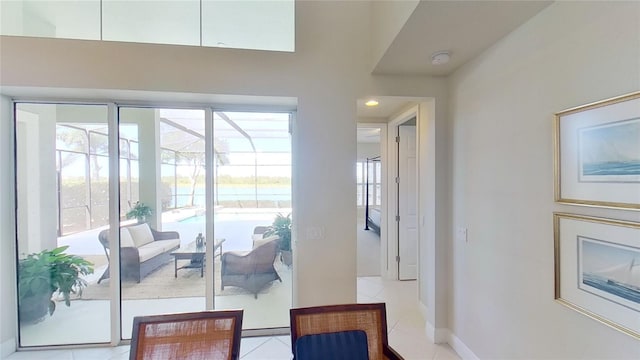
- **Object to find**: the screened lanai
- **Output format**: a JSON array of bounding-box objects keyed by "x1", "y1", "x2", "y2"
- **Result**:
[{"x1": 55, "y1": 109, "x2": 291, "y2": 237}]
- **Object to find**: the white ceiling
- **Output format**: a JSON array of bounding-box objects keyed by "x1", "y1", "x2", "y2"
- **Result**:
[
  {"x1": 358, "y1": 1, "x2": 552, "y2": 123},
  {"x1": 373, "y1": 1, "x2": 553, "y2": 76},
  {"x1": 356, "y1": 96, "x2": 426, "y2": 119}
]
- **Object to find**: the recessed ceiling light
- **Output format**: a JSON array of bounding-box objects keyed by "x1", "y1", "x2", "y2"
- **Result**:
[
  {"x1": 365, "y1": 99, "x2": 379, "y2": 107},
  {"x1": 431, "y1": 51, "x2": 450, "y2": 65}
]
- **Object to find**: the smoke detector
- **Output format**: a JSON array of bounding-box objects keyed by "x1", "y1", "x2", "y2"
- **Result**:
[{"x1": 431, "y1": 51, "x2": 450, "y2": 65}]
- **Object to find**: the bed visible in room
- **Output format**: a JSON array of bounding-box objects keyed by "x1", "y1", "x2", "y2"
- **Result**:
[
  {"x1": 364, "y1": 156, "x2": 381, "y2": 236},
  {"x1": 366, "y1": 206, "x2": 381, "y2": 235}
]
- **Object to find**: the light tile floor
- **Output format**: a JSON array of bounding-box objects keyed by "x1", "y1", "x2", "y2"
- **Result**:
[{"x1": 6, "y1": 277, "x2": 460, "y2": 360}]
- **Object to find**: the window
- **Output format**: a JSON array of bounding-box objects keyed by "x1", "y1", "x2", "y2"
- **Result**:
[
  {"x1": 356, "y1": 159, "x2": 381, "y2": 207},
  {"x1": 1, "y1": 0, "x2": 295, "y2": 52}
]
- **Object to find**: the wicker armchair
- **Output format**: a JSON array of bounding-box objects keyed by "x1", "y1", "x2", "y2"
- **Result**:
[
  {"x1": 129, "y1": 310, "x2": 243, "y2": 360},
  {"x1": 220, "y1": 239, "x2": 282, "y2": 299},
  {"x1": 290, "y1": 303, "x2": 403, "y2": 360}
]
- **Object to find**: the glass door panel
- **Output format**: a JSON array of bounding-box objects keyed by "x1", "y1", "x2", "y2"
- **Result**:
[
  {"x1": 16, "y1": 103, "x2": 111, "y2": 346},
  {"x1": 118, "y1": 107, "x2": 207, "y2": 339},
  {"x1": 212, "y1": 111, "x2": 292, "y2": 330}
]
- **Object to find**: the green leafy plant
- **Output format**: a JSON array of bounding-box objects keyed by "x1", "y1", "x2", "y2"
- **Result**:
[
  {"x1": 126, "y1": 201, "x2": 152, "y2": 223},
  {"x1": 18, "y1": 246, "x2": 93, "y2": 323},
  {"x1": 264, "y1": 213, "x2": 292, "y2": 252}
]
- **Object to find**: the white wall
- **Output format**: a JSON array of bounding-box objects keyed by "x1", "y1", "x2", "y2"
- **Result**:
[
  {"x1": 449, "y1": 2, "x2": 640, "y2": 358},
  {"x1": 0, "y1": 96, "x2": 17, "y2": 356},
  {"x1": 0, "y1": 1, "x2": 448, "y2": 346},
  {"x1": 357, "y1": 142, "x2": 380, "y2": 161}
]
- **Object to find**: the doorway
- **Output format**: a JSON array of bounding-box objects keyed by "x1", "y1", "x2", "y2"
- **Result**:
[
  {"x1": 385, "y1": 104, "x2": 421, "y2": 282},
  {"x1": 357, "y1": 125, "x2": 385, "y2": 277},
  {"x1": 356, "y1": 99, "x2": 423, "y2": 282},
  {"x1": 358, "y1": 98, "x2": 444, "y2": 340}
]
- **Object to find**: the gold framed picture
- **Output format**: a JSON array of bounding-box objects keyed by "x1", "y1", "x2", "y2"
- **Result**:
[
  {"x1": 554, "y1": 212, "x2": 640, "y2": 339},
  {"x1": 554, "y1": 91, "x2": 640, "y2": 209}
]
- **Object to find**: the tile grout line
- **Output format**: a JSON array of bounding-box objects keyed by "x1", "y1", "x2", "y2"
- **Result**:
[
  {"x1": 240, "y1": 336, "x2": 272, "y2": 358},
  {"x1": 240, "y1": 337, "x2": 275, "y2": 359}
]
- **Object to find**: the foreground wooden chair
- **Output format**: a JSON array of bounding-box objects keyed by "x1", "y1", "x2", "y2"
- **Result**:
[
  {"x1": 129, "y1": 310, "x2": 243, "y2": 360},
  {"x1": 290, "y1": 303, "x2": 403, "y2": 360}
]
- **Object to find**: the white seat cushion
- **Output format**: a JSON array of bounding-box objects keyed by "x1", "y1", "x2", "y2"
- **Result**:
[
  {"x1": 127, "y1": 223, "x2": 154, "y2": 248},
  {"x1": 159, "y1": 238, "x2": 181, "y2": 252},
  {"x1": 120, "y1": 228, "x2": 136, "y2": 248},
  {"x1": 137, "y1": 241, "x2": 167, "y2": 262},
  {"x1": 136, "y1": 239, "x2": 180, "y2": 262}
]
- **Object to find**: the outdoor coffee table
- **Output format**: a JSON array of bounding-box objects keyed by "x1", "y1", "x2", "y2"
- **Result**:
[{"x1": 171, "y1": 238, "x2": 225, "y2": 278}]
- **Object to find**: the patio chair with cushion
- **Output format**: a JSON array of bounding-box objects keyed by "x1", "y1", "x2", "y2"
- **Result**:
[
  {"x1": 290, "y1": 303, "x2": 403, "y2": 360},
  {"x1": 220, "y1": 238, "x2": 282, "y2": 299},
  {"x1": 129, "y1": 310, "x2": 243, "y2": 360}
]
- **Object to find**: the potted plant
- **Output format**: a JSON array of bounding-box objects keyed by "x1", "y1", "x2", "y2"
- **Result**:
[
  {"x1": 126, "y1": 201, "x2": 152, "y2": 223},
  {"x1": 18, "y1": 246, "x2": 93, "y2": 324},
  {"x1": 265, "y1": 213, "x2": 292, "y2": 266}
]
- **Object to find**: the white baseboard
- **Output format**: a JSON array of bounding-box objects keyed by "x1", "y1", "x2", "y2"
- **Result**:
[
  {"x1": 418, "y1": 301, "x2": 428, "y2": 319},
  {"x1": 447, "y1": 331, "x2": 479, "y2": 360},
  {"x1": 418, "y1": 300, "x2": 478, "y2": 359},
  {"x1": 434, "y1": 326, "x2": 448, "y2": 344},
  {"x1": 423, "y1": 321, "x2": 479, "y2": 360},
  {"x1": 425, "y1": 320, "x2": 436, "y2": 342},
  {"x1": 1, "y1": 338, "x2": 16, "y2": 358},
  {"x1": 424, "y1": 320, "x2": 448, "y2": 344}
]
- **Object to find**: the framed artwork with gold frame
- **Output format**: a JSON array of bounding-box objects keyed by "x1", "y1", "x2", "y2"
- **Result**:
[
  {"x1": 554, "y1": 91, "x2": 640, "y2": 210},
  {"x1": 554, "y1": 213, "x2": 640, "y2": 339}
]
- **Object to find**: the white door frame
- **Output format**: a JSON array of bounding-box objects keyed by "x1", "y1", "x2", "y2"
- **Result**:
[{"x1": 386, "y1": 105, "x2": 420, "y2": 280}]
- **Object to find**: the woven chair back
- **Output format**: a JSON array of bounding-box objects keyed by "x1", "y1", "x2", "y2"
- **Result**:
[
  {"x1": 130, "y1": 310, "x2": 243, "y2": 360},
  {"x1": 290, "y1": 303, "x2": 402, "y2": 360}
]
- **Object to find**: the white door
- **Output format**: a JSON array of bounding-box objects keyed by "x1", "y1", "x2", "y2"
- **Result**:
[{"x1": 398, "y1": 125, "x2": 417, "y2": 280}]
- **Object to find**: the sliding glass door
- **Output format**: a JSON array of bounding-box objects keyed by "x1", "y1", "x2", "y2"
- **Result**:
[
  {"x1": 15, "y1": 103, "x2": 293, "y2": 347},
  {"x1": 211, "y1": 111, "x2": 292, "y2": 330},
  {"x1": 15, "y1": 103, "x2": 111, "y2": 346},
  {"x1": 117, "y1": 107, "x2": 208, "y2": 339}
]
